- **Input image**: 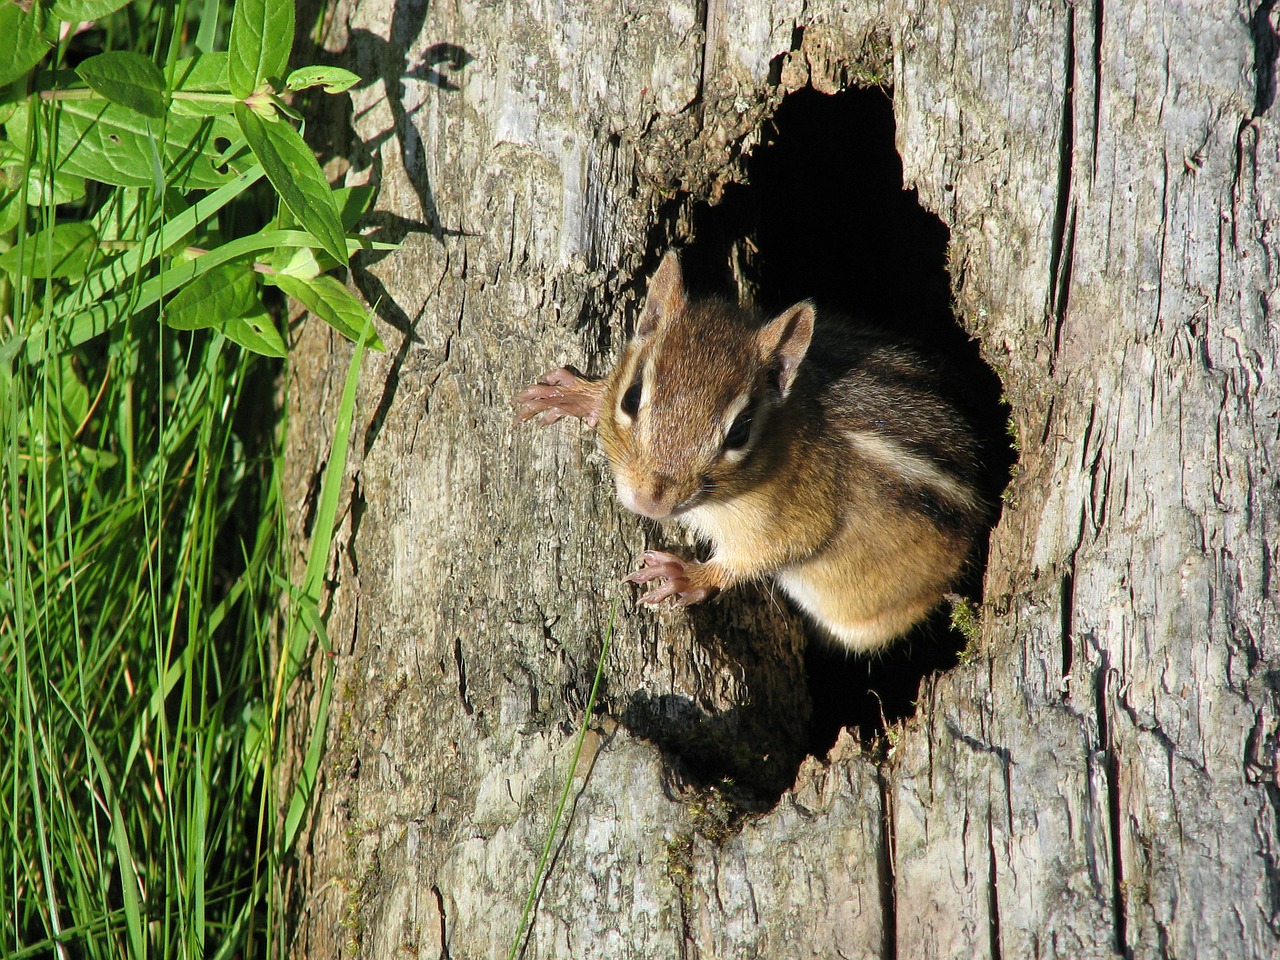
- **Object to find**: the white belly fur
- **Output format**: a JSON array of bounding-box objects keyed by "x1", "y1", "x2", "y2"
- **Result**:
[{"x1": 774, "y1": 564, "x2": 937, "y2": 654}]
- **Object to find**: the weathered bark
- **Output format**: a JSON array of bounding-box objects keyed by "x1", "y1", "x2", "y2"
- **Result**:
[{"x1": 285, "y1": 1, "x2": 1280, "y2": 957}]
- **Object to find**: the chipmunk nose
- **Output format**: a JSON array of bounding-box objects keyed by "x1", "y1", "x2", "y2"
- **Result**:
[{"x1": 617, "y1": 474, "x2": 683, "y2": 519}]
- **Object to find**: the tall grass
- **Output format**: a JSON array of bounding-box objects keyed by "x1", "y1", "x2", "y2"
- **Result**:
[
  {"x1": 2, "y1": 306, "x2": 281, "y2": 958},
  {"x1": 1, "y1": 1, "x2": 363, "y2": 956}
]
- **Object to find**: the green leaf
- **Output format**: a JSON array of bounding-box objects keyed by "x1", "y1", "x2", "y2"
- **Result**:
[
  {"x1": 228, "y1": 0, "x2": 295, "y2": 99},
  {"x1": 284, "y1": 66, "x2": 360, "y2": 94},
  {"x1": 268, "y1": 274, "x2": 382, "y2": 348},
  {"x1": 164, "y1": 262, "x2": 259, "y2": 330},
  {"x1": 170, "y1": 53, "x2": 234, "y2": 117},
  {"x1": 0, "y1": 223, "x2": 98, "y2": 280},
  {"x1": 20, "y1": 352, "x2": 90, "y2": 447},
  {"x1": 234, "y1": 102, "x2": 348, "y2": 265},
  {"x1": 0, "y1": 4, "x2": 54, "y2": 89},
  {"x1": 76, "y1": 52, "x2": 167, "y2": 118},
  {"x1": 272, "y1": 246, "x2": 321, "y2": 280},
  {"x1": 53, "y1": 352, "x2": 89, "y2": 434},
  {"x1": 222, "y1": 305, "x2": 287, "y2": 357},
  {"x1": 335, "y1": 184, "x2": 376, "y2": 231},
  {"x1": 75, "y1": 444, "x2": 118, "y2": 468},
  {"x1": 3, "y1": 142, "x2": 87, "y2": 205},
  {"x1": 51, "y1": 0, "x2": 133, "y2": 19},
  {"x1": 23, "y1": 169, "x2": 88, "y2": 207},
  {"x1": 6, "y1": 101, "x2": 239, "y2": 189},
  {"x1": 0, "y1": 192, "x2": 21, "y2": 234}
]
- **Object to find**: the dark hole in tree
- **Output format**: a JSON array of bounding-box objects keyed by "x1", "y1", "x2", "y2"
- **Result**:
[{"x1": 682, "y1": 86, "x2": 1012, "y2": 758}]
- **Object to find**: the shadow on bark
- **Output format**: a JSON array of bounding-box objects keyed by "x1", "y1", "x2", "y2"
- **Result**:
[{"x1": 619, "y1": 586, "x2": 813, "y2": 805}]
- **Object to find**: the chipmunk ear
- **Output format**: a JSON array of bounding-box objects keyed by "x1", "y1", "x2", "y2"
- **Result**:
[
  {"x1": 758, "y1": 301, "x2": 815, "y2": 398},
  {"x1": 636, "y1": 251, "x2": 688, "y2": 338}
]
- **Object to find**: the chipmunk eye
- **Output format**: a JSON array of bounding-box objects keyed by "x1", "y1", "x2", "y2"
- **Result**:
[
  {"x1": 723, "y1": 403, "x2": 755, "y2": 451},
  {"x1": 620, "y1": 381, "x2": 642, "y2": 417}
]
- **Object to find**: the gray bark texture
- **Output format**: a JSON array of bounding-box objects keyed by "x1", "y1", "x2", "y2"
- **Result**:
[{"x1": 284, "y1": 0, "x2": 1280, "y2": 957}]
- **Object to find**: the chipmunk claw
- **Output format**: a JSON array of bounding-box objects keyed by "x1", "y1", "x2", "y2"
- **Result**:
[
  {"x1": 514, "y1": 366, "x2": 603, "y2": 427},
  {"x1": 624, "y1": 550, "x2": 719, "y2": 606}
]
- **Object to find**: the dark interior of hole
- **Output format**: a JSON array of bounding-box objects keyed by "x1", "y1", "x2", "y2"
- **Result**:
[{"x1": 682, "y1": 86, "x2": 1012, "y2": 757}]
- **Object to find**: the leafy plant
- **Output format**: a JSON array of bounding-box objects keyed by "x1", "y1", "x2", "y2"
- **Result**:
[
  {"x1": 1, "y1": 0, "x2": 385, "y2": 357},
  {"x1": 1, "y1": 0, "x2": 381, "y2": 956}
]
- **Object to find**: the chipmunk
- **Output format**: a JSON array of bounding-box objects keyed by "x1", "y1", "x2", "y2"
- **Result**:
[{"x1": 515, "y1": 251, "x2": 988, "y2": 652}]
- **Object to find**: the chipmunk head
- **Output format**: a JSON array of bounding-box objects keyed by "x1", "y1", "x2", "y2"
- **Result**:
[{"x1": 598, "y1": 251, "x2": 815, "y2": 520}]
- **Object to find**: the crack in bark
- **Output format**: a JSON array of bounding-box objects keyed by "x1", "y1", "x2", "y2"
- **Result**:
[
  {"x1": 431, "y1": 885, "x2": 452, "y2": 959},
  {"x1": 454, "y1": 635, "x2": 474, "y2": 715},
  {"x1": 1235, "y1": 4, "x2": 1277, "y2": 253},
  {"x1": 1039, "y1": 393, "x2": 1057, "y2": 446},
  {"x1": 667, "y1": 834, "x2": 696, "y2": 960},
  {"x1": 987, "y1": 810, "x2": 1003, "y2": 960},
  {"x1": 1251, "y1": 0, "x2": 1279, "y2": 117},
  {"x1": 1090, "y1": 0, "x2": 1104, "y2": 176},
  {"x1": 1052, "y1": 206, "x2": 1078, "y2": 361},
  {"x1": 1112, "y1": 677, "x2": 1209, "y2": 779},
  {"x1": 694, "y1": 0, "x2": 726, "y2": 117},
  {"x1": 1082, "y1": 400, "x2": 1111, "y2": 536},
  {"x1": 945, "y1": 717, "x2": 1018, "y2": 863},
  {"x1": 1262, "y1": 781, "x2": 1280, "y2": 936},
  {"x1": 878, "y1": 767, "x2": 898, "y2": 960},
  {"x1": 1047, "y1": 1, "x2": 1078, "y2": 368},
  {"x1": 1153, "y1": 151, "x2": 1170, "y2": 332},
  {"x1": 1060, "y1": 568, "x2": 1075, "y2": 695},
  {"x1": 1095, "y1": 655, "x2": 1134, "y2": 959},
  {"x1": 1062, "y1": 408, "x2": 1097, "y2": 701},
  {"x1": 1231, "y1": 118, "x2": 1256, "y2": 248},
  {"x1": 944, "y1": 719, "x2": 1013, "y2": 767}
]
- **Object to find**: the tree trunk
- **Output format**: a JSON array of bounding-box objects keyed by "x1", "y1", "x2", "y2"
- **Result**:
[{"x1": 285, "y1": 1, "x2": 1280, "y2": 957}]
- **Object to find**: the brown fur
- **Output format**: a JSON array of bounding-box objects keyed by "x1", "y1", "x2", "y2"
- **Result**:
[{"x1": 517, "y1": 251, "x2": 989, "y2": 651}]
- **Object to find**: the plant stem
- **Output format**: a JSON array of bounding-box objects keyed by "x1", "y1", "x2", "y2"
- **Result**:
[{"x1": 37, "y1": 89, "x2": 239, "y2": 103}]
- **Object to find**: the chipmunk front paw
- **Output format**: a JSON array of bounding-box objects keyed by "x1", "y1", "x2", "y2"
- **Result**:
[
  {"x1": 624, "y1": 550, "x2": 724, "y2": 607},
  {"x1": 514, "y1": 366, "x2": 604, "y2": 427}
]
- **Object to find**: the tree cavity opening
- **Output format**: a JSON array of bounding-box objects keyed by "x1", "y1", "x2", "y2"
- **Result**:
[{"x1": 677, "y1": 86, "x2": 1012, "y2": 760}]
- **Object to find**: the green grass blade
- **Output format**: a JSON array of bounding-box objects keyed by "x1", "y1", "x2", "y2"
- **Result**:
[
  {"x1": 273, "y1": 313, "x2": 370, "y2": 858},
  {"x1": 4, "y1": 2, "x2": 377, "y2": 956},
  {"x1": 68, "y1": 226, "x2": 332, "y2": 347},
  {"x1": 281, "y1": 654, "x2": 333, "y2": 853},
  {"x1": 507, "y1": 603, "x2": 615, "y2": 960},
  {"x1": 292, "y1": 318, "x2": 369, "y2": 657},
  {"x1": 82, "y1": 733, "x2": 145, "y2": 959}
]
